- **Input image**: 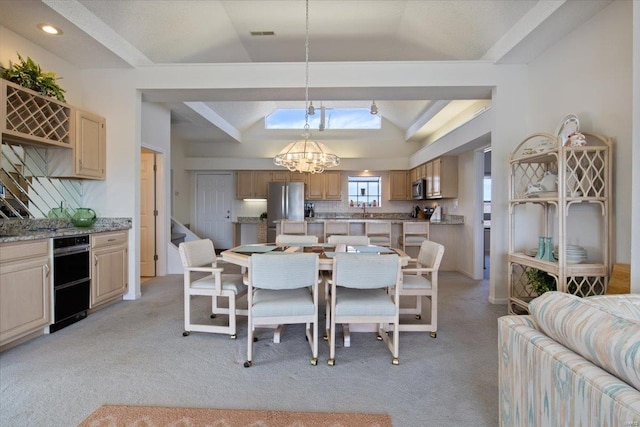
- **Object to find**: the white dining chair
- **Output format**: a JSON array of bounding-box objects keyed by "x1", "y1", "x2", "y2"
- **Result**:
[
  {"x1": 244, "y1": 252, "x2": 320, "y2": 367},
  {"x1": 394, "y1": 239, "x2": 444, "y2": 337},
  {"x1": 275, "y1": 234, "x2": 318, "y2": 245},
  {"x1": 178, "y1": 239, "x2": 247, "y2": 339},
  {"x1": 328, "y1": 253, "x2": 402, "y2": 366}
]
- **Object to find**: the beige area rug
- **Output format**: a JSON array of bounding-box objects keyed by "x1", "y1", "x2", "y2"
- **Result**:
[{"x1": 78, "y1": 405, "x2": 392, "y2": 427}]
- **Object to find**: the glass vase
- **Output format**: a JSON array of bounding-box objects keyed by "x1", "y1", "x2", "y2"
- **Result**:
[
  {"x1": 541, "y1": 237, "x2": 555, "y2": 262},
  {"x1": 535, "y1": 236, "x2": 545, "y2": 259}
]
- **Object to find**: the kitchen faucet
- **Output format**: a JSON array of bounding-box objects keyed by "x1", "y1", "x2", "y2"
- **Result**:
[{"x1": 362, "y1": 203, "x2": 367, "y2": 218}]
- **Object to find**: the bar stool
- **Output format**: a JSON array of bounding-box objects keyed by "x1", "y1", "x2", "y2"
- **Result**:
[
  {"x1": 323, "y1": 221, "x2": 349, "y2": 242},
  {"x1": 280, "y1": 220, "x2": 307, "y2": 235},
  {"x1": 365, "y1": 221, "x2": 391, "y2": 247},
  {"x1": 398, "y1": 222, "x2": 429, "y2": 257}
]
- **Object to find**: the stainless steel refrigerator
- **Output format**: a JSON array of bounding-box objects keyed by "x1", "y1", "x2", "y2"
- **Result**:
[{"x1": 267, "y1": 181, "x2": 305, "y2": 242}]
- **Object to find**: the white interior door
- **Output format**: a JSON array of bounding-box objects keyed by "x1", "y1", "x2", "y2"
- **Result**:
[
  {"x1": 140, "y1": 151, "x2": 156, "y2": 277},
  {"x1": 195, "y1": 173, "x2": 233, "y2": 249}
]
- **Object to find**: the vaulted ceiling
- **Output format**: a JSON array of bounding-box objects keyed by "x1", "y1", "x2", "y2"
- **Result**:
[{"x1": 0, "y1": 0, "x2": 612, "y2": 156}]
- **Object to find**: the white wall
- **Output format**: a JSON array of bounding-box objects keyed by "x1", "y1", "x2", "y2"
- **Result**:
[{"x1": 527, "y1": 0, "x2": 632, "y2": 265}]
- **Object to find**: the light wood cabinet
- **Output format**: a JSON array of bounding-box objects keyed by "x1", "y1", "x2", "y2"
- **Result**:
[
  {"x1": 306, "y1": 170, "x2": 342, "y2": 200},
  {"x1": 389, "y1": 170, "x2": 410, "y2": 200},
  {"x1": 271, "y1": 171, "x2": 289, "y2": 182},
  {"x1": 0, "y1": 239, "x2": 51, "y2": 347},
  {"x1": 74, "y1": 109, "x2": 106, "y2": 179},
  {"x1": 91, "y1": 231, "x2": 128, "y2": 309},
  {"x1": 47, "y1": 108, "x2": 107, "y2": 180},
  {"x1": 425, "y1": 156, "x2": 457, "y2": 199},
  {"x1": 236, "y1": 171, "x2": 272, "y2": 199}
]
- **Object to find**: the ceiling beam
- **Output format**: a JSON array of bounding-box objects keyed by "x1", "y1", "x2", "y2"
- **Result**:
[
  {"x1": 482, "y1": 0, "x2": 566, "y2": 63},
  {"x1": 405, "y1": 100, "x2": 450, "y2": 142},
  {"x1": 183, "y1": 102, "x2": 242, "y2": 142}
]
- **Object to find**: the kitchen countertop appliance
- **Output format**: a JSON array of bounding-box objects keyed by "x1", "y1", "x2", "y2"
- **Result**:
[
  {"x1": 50, "y1": 234, "x2": 91, "y2": 332},
  {"x1": 424, "y1": 207, "x2": 435, "y2": 220},
  {"x1": 267, "y1": 181, "x2": 305, "y2": 243}
]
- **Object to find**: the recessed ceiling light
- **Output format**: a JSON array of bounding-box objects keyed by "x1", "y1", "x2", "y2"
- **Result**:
[{"x1": 38, "y1": 24, "x2": 63, "y2": 35}]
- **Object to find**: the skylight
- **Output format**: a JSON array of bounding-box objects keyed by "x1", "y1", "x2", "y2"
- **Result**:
[{"x1": 266, "y1": 108, "x2": 381, "y2": 130}]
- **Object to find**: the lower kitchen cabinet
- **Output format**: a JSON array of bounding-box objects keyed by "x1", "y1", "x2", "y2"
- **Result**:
[
  {"x1": 91, "y1": 230, "x2": 128, "y2": 308},
  {"x1": 0, "y1": 239, "x2": 51, "y2": 347}
]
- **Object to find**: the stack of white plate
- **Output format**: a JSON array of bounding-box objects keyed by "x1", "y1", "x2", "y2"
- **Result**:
[
  {"x1": 524, "y1": 248, "x2": 538, "y2": 257},
  {"x1": 553, "y1": 245, "x2": 587, "y2": 263}
]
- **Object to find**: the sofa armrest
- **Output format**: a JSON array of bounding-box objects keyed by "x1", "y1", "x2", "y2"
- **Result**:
[
  {"x1": 498, "y1": 315, "x2": 640, "y2": 426},
  {"x1": 529, "y1": 292, "x2": 640, "y2": 391}
]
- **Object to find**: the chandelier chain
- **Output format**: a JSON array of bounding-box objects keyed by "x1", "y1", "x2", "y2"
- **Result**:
[{"x1": 273, "y1": 0, "x2": 339, "y2": 174}]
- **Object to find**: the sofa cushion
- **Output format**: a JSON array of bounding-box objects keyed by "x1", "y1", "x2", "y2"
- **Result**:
[{"x1": 529, "y1": 291, "x2": 640, "y2": 391}]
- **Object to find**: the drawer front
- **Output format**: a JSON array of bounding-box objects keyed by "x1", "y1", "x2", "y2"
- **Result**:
[
  {"x1": 91, "y1": 231, "x2": 128, "y2": 248},
  {"x1": 0, "y1": 239, "x2": 50, "y2": 263}
]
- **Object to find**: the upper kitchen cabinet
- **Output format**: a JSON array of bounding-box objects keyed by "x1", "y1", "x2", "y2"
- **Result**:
[
  {"x1": 426, "y1": 156, "x2": 458, "y2": 199},
  {"x1": 236, "y1": 171, "x2": 272, "y2": 199},
  {"x1": 47, "y1": 109, "x2": 106, "y2": 180},
  {"x1": 389, "y1": 170, "x2": 410, "y2": 200},
  {"x1": 1, "y1": 80, "x2": 72, "y2": 148},
  {"x1": 271, "y1": 171, "x2": 289, "y2": 182},
  {"x1": 271, "y1": 170, "x2": 308, "y2": 185},
  {"x1": 306, "y1": 170, "x2": 342, "y2": 200}
]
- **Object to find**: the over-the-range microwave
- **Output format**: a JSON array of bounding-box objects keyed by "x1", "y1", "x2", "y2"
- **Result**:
[{"x1": 412, "y1": 179, "x2": 426, "y2": 200}]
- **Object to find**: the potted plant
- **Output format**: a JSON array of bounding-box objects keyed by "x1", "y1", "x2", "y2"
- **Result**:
[
  {"x1": 1, "y1": 53, "x2": 66, "y2": 102},
  {"x1": 526, "y1": 268, "x2": 557, "y2": 296},
  {"x1": 259, "y1": 212, "x2": 267, "y2": 221}
]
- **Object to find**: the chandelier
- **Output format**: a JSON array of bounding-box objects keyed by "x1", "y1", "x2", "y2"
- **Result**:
[{"x1": 273, "y1": 0, "x2": 339, "y2": 174}]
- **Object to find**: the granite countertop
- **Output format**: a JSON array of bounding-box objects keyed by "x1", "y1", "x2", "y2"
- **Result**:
[
  {"x1": 0, "y1": 218, "x2": 133, "y2": 243},
  {"x1": 236, "y1": 214, "x2": 464, "y2": 225}
]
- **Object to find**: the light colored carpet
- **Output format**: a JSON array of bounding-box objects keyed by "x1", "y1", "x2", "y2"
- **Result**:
[
  {"x1": 0, "y1": 266, "x2": 505, "y2": 427},
  {"x1": 79, "y1": 405, "x2": 392, "y2": 427}
]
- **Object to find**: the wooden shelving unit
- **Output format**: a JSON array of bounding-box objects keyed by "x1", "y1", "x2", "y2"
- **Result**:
[
  {"x1": 1, "y1": 80, "x2": 72, "y2": 148},
  {"x1": 507, "y1": 132, "x2": 612, "y2": 315}
]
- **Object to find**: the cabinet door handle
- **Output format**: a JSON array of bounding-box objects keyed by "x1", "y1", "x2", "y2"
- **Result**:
[
  {"x1": 44, "y1": 264, "x2": 50, "y2": 278},
  {"x1": 108, "y1": 238, "x2": 116, "y2": 242},
  {"x1": 94, "y1": 255, "x2": 98, "y2": 266}
]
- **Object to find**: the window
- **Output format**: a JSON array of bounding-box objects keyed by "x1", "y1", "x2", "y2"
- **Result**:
[
  {"x1": 266, "y1": 108, "x2": 381, "y2": 130},
  {"x1": 348, "y1": 176, "x2": 381, "y2": 208}
]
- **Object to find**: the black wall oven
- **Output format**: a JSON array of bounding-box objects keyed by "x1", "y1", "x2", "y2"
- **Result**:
[{"x1": 50, "y1": 235, "x2": 91, "y2": 332}]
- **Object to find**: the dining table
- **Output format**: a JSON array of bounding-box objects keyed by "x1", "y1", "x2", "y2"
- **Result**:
[
  {"x1": 220, "y1": 242, "x2": 410, "y2": 270},
  {"x1": 220, "y1": 243, "x2": 410, "y2": 345}
]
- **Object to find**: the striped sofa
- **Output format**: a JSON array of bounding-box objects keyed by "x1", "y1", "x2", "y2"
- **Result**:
[{"x1": 498, "y1": 292, "x2": 640, "y2": 426}]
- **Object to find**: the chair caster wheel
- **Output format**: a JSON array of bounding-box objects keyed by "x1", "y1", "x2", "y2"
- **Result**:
[
  {"x1": 253, "y1": 337, "x2": 258, "y2": 342},
  {"x1": 305, "y1": 335, "x2": 308, "y2": 341},
  {"x1": 415, "y1": 314, "x2": 421, "y2": 320},
  {"x1": 430, "y1": 332, "x2": 437, "y2": 338},
  {"x1": 210, "y1": 314, "x2": 216, "y2": 319},
  {"x1": 182, "y1": 331, "x2": 190, "y2": 337},
  {"x1": 376, "y1": 335, "x2": 383, "y2": 341},
  {"x1": 323, "y1": 335, "x2": 328, "y2": 341},
  {"x1": 327, "y1": 359, "x2": 335, "y2": 366},
  {"x1": 311, "y1": 358, "x2": 318, "y2": 366},
  {"x1": 392, "y1": 358, "x2": 399, "y2": 365},
  {"x1": 243, "y1": 361, "x2": 252, "y2": 368},
  {"x1": 230, "y1": 334, "x2": 237, "y2": 340}
]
